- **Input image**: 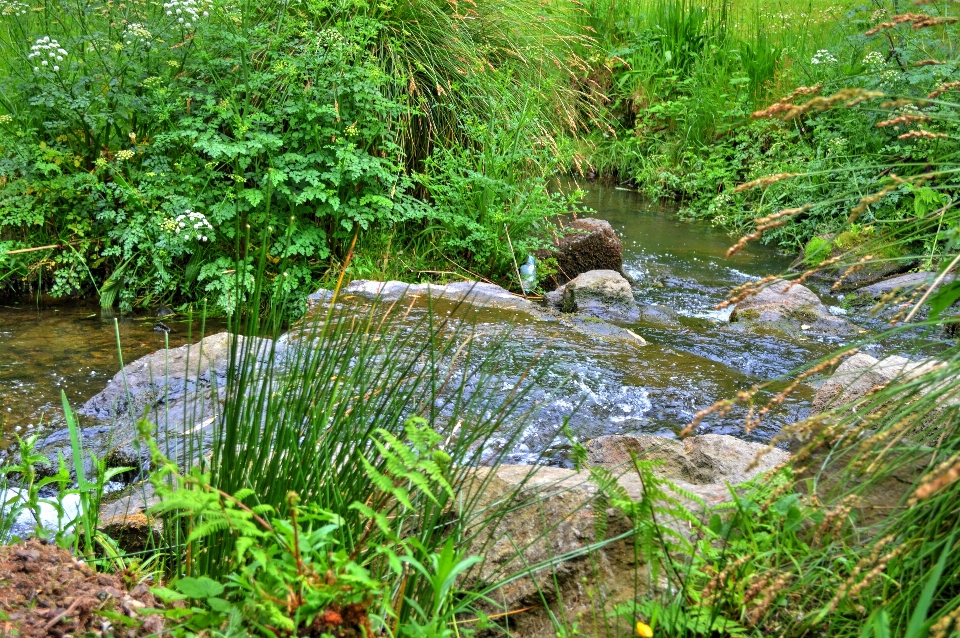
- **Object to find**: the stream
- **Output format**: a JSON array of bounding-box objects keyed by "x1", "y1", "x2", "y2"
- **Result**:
[{"x1": 0, "y1": 186, "x2": 902, "y2": 462}]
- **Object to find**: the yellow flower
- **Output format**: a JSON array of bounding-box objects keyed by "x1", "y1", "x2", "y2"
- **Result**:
[{"x1": 636, "y1": 621, "x2": 653, "y2": 638}]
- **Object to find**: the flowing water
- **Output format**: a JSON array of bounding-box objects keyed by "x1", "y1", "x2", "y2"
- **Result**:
[
  {"x1": 0, "y1": 305, "x2": 221, "y2": 451},
  {"x1": 0, "y1": 186, "x2": 874, "y2": 461}
]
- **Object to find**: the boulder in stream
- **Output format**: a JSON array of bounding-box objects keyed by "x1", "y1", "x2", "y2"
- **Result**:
[
  {"x1": 730, "y1": 279, "x2": 860, "y2": 338},
  {"x1": 810, "y1": 352, "x2": 946, "y2": 414},
  {"x1": 462, "y1": 433, "x2": 787, "y2": 637},
  {"x1": 536, "y1": 218, "x2": 624, "y2": 291},
  {"x1": 544, "y1": 269, "x2": 640, "y2": 323}
]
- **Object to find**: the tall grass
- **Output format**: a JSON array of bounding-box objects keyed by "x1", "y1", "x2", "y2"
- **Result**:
[{"x1": 611, "y1": 10, "x2": 960, "y2": 634}]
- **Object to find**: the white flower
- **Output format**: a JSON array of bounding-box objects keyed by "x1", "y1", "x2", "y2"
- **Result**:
[
  {"x1": 29, "y1": 37, "x2": 67, "y2": 72},
  {"x1": 0, "y1": 0, "x2": 30, "y2": 17},
  {"x1": 163, "y1": 0, "x2": 211, "y2": 26},
  {"x1": 811, "y1": 49, "x2": 838, "y2": 65},
  {"x1": 862, "y1": 51, "x2": 885, "y2": 68}
]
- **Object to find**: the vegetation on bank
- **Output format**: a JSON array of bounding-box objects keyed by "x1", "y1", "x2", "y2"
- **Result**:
[
  {"x1": 591, "y1": 0, "x2": 960, "y2": 262},
  {"x1": 0, "y1": 0, "x2": 594, "y2": 313}
]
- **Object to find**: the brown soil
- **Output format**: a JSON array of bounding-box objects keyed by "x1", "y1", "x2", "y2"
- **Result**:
[{"x1": 0, "y1": 538, "x2": 162, "y2": 637}]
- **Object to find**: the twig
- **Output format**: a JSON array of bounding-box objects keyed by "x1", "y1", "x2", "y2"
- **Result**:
[
  {"x1": 904, "y1": 251, "x2": 960, "y2": 322},
  {"x1": 503, "y1": 223, "x2": 526, "y2": 297},
  {"x1": 42, "y1": 596, "x2": 84, "y2": 631},
  {"x1": 4, "y1": 243, "x2": 64, "y2": 255},
  {"x1": 458, "y1": 606, "x2": 536, "y2": 624},
  {"x1": 430, "y1": 242, "x2": 497, "y2": 285}
]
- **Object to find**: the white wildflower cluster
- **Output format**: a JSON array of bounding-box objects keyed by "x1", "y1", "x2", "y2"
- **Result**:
[
  {"x1": 28, "y1": 36, "x2": 67, "y2": 73},
  {"x1": 811, "y1": 49, "x2": 838, "y2": 65},
  {"x1": 0, "y1": 114, "x2": 12, "y2": 124},
  {"x1": 163, "y1": 0, "x2": 209, "y2": 28},
  {"x1": 116, "y1": 149, "x2": 135, "y2": 161},
  {"x1": 1, "y1": 0, "x2": 29, "y2": 16},
  {"x1": 827, "y1": 137, "x2": 848, "y2": 155},
  {"x1": 123, "y1": 22, "x2": 152, "y2": 46},
  {"x1": 862, "y1": 51, "x2": 885, "y2": 68},
  {"x1": 880, "y1": 69, "x2": 900, "y2": 89},
  {"x1": 161, "y1": 210, "x2": 213, "y2": 242}
]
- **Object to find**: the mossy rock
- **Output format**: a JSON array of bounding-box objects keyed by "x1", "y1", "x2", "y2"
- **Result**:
[{"x1": 800, "y1": 228, "x2": 913, "y2": 290}]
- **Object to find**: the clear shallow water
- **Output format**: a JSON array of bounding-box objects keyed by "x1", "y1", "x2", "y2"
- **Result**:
[
  {"x1": 0, "y1": 186, "x2": 865, "y2": 460},
  {"x1": 0, "y1": 303, "x2": 222, "y2": 450}
]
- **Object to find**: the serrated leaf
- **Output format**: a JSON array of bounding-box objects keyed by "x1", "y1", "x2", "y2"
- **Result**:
[{"x1": 174, "y1": 576, "x2": 225, "y2": 599}]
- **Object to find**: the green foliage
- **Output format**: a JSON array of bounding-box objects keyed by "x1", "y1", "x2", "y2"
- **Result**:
[
  {"x1": 141, "y1": 413, "x2": 490, "y2": 636},
  {"x1": 804, "y1": 235, "x2": 831, "y2": 265},
  {"x1": 0, "y1": 0, "x2": 590, "y2": 311},
  {"x1": 593, "y1": 0, "x2": 960, "y2": 259},
  {"x1": 414, "y1": 109, "x2": 585, "y2": 278}
]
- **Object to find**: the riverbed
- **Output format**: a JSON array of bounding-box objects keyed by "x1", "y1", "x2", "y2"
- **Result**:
[{"x1": 0, "y1": 186, "x2": 894, "y2": 459}]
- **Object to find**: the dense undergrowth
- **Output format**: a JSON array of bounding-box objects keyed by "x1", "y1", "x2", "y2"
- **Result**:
[
  {"x1": 590, "y1": 0, "x2": 960, "y2": 261},
  {"x1": 0, "y1": 0, "x2": 593, "y2": 313}
]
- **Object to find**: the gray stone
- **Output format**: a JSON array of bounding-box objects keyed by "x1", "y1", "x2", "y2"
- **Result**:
[
  {"x1": 536, "y1": 219, "x2": 624, "y2": 291},
  {"x1": 80, "y1": 332, "x2": 267, "y2": 422},
  {"x1": 796, "y1": 352, "x2": 957, "y2": 526},
  {"x1": 586, "y1": 433, "x2": 789, "y2": 488},
  {"x1": 548, "y1": 270, "x2": 640, "y2": 323},
  {"x1": 853, "y1": 272, "x2": 944, "y2": 300},
  {"x1": 98, "y1": 482, "x2": 162, "y2": 553},
  {"x1": 638, "y1": 304, "x2": 680, "y2": 327},
  {"x1": 810, "y1": 352, "x2": 945, "y2": 414},
  {"x1": 309, "y1": 280, "x2": 538, "y2": 314},
  {"x1": 731, "y1": 279, "x2": 860, "y2": 338},
  {"x1": 467, "y1": 441, "x2": 779, "y2": 638},
  {"x1": 39, "y1": 332, "x2": 276, "y2": 479}
]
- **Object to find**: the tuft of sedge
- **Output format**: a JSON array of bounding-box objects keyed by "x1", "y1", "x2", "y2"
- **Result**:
[
  {"x1": 753, "y1": 89, "x2": 882, "y2": 121},
  {"x1": 636, "y1": 621, "x2": 654, "y2": 637},
  {"x1": 734, "y1": 172, "x2": 799, "y2": 193},
  {"x1": 930, "y1": 605, "x2": 960, "y2": 638},
  {"x1": 876, "y1": 113, "x2": 930, "y2": 128},
  {"x1": 827, "y1": 536, "x2": 900, "y2": 612},
  {"x1": 898, "y1": 129, "x2": 948, "y2": 140},
  {"x1": 746, "y1": 574, "x2": 791, "y2": 627},
  {"x1": 929, "y1": 80, "x2": 960, "y2": 99},
  {"x1": 911, "y1": 453, "x2": 960, "y2": 503},
  {"x1": 866, "y1": 12, "x2": 959, "y2": 36}
]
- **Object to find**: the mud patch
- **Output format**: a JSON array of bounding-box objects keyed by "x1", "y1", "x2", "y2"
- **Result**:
[{"x1": 0, "y1": 538, "x2": 162, "y2": 637}]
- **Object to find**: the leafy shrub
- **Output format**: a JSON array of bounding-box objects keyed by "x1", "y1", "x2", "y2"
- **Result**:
[{"x1": 0, "y1": 0, "x2": 590, "y2": 312}]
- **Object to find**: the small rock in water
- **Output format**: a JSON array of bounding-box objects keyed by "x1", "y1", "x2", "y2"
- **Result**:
[
  {"x1": 153, "y1": 321, "x2": 172, "y2": 333},
  {"x1": 156, "y1": 304, "x2": 175, "y2": 317}
]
